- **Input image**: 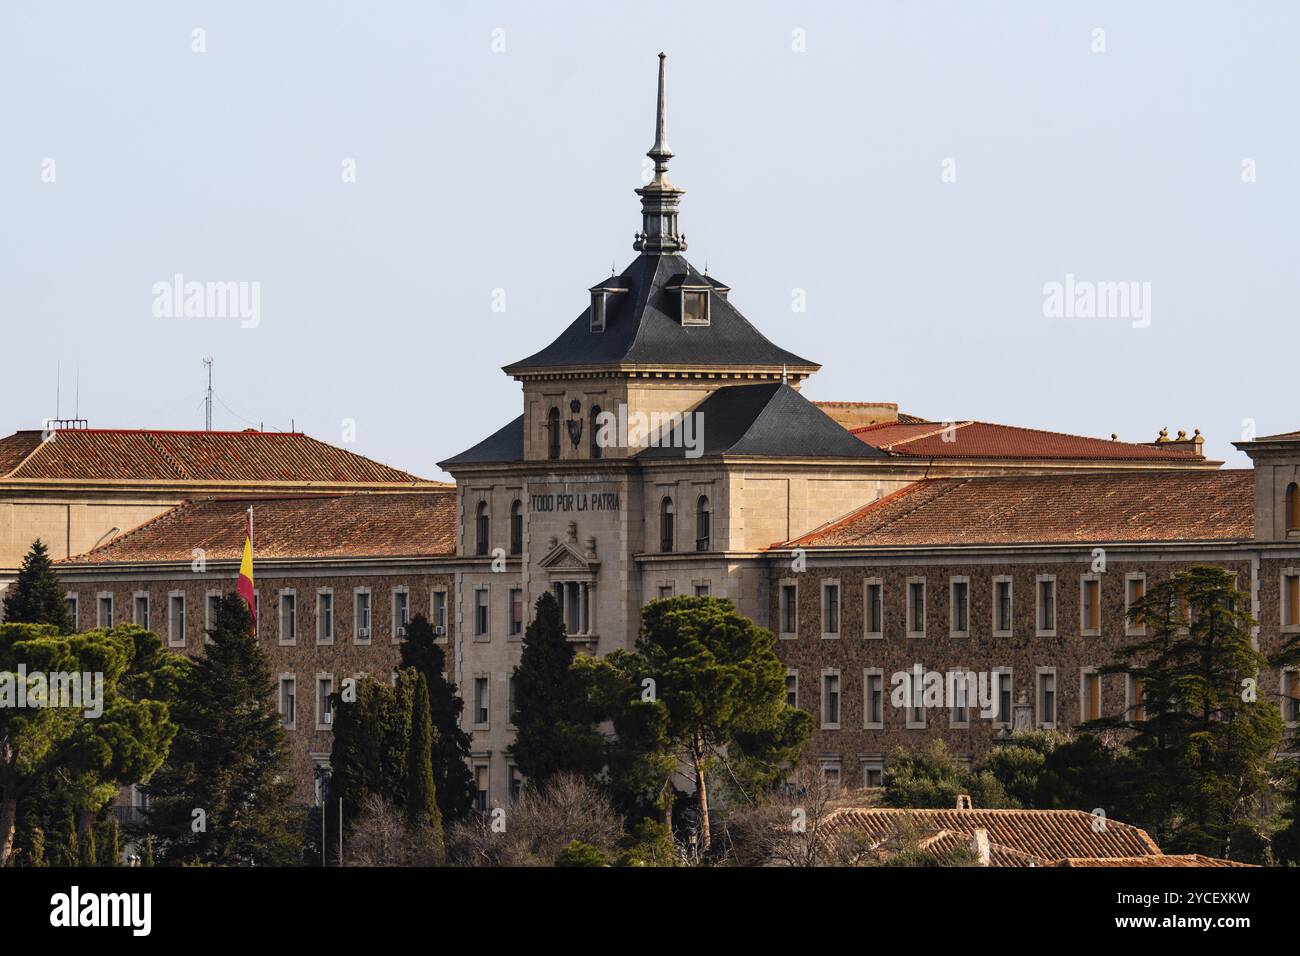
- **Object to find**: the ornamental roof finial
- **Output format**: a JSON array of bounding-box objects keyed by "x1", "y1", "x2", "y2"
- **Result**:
[{"x1": 634, "y1": 53, "x2": 687, "y2": 255}]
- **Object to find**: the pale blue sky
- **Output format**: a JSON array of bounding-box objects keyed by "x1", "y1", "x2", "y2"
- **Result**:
[{"x1": 2, "y1": 1, "x2": 1295, "y2": 479}]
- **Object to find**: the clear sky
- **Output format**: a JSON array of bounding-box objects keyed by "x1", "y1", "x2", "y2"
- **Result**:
[{"x1": 2, "y1": 1, "x2": 1295, "y2": 479}]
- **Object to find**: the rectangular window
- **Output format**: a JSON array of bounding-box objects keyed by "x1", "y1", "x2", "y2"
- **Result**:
[
  {"x1": 951, "y1": 671, "x2": 971, "y2": 726},
  {"x1": 779, "y1": 583, "x2": 798, "y2": 636},
  {"x1": 1284, "y1": 572, "x2": 1300, "y2": 628},
  {"x1": 1081, "y1": 577, "x2": 1101, "y2": 633},
  {"x1": 355, "y1": 590, "x2": 371, "y2": 642},
  {"x1": 475, "y1": 765, "x2": 490, "y2": 813},
  {"x1": 1129, "y1": 674, "x2": 1146, "y2": 722},
  {"x1": 821, "y1": 763, "x2": 842, "y2": 792},
  {"x1": 658, "y1": 584, "x2": 674, "y2": 599},
  {"x1": 863, "y1": 763, "x2": 884, "y2": 788},
  {"x1": 1038, "y1": 671, "x2": 1056, "y2": 727},
  {"x1": 317, "y1": 676, "x2": 334, "y2": 729},
  {"x1": 474, "y1": 677, "x2": 490, "y2": 726},
  {"x1": 97, "y1": 594, "x2": 113, "y2": 628},
  {"x1": 393, "y1": 590, "x2": 409, "y2": 639},
  {"x1": 994, "y1": 578, "x2": 1012, "y2": 635},
  {"x1": 65, "y1": 595, "x2": 79, "y2": 629},
  {"x1": 509, "y1": 765, "x2": 524, "y2": 802},
  {"x1": 509, "y1": 588, "x2": 524, "y2": 635},
  {"x1": 1082, "y1": 671, "x2": 1101, "y2": 722},
  {"x1": 821, "y1": 672, "x2": 841, "y2": 728},
  {"x1": 317, "y1": 591, "x2": 334, "y2": 644},
  {"x1": 279, "y1": 592, "x2": 297, "y2": 644},
  {"x1": 168, "y1": 593, "x2": 186, "y2": 647},
  {"x1": 433, "y1": 589, "x2": 448, "y2": 635},
  {"x1": 821, "y1": 581, "x2": 840, "y2": 637},
  {"x1": 133, "y1": 594, "x2": 149, "y2": 629},
  {"x1": 865, "y1": 670, "x2": 884, "y2": 728},
  {"x1": 681, "y1": 289, "x2": 709, "y2": 326},
  {"x1": 907, "y1": 580, "x2": 926, "y2": 636},
  {"x1": 206, "y1": 593, "x2": 221, "y2": 639},
  {"x1": 1037, "y1": 578, "x2": 1056, "y2": 633},
  {"x1": 693, "y1": 583, "x2": 710, "y2": 597},
  {"x1": 1125, "y1": 574, "x2": 1146, "y2": 635},
  {"x1": 865, "y1": 580, "x2": 883, "y2": 637},
  {"x1": 1286, "y1": 670, "x2": 1300, "y2": 724},
  {"x1": 785, "y1": 671, "x2": 798, "y2": 709},
  {"x1": 474, "y1": 589, "x2": 489, "y2": 637},
  {"x1": 995, "y1": 671, "x2": 1013, "y2": 726},
  {"x1": 280, "y1": 677, "x2": 296, "y2": 729},
  {"x1": 907, "y1": 669, "x2": 926, "y2": 728},
  {"x1": 950, "y1": 578, "x2": 969, "y2": 635}
]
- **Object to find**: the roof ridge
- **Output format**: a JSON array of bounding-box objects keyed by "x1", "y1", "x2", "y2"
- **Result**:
[
  {"x1": 874, "y1": 421, "x2": 973, "y2": 450},
  {"x1": 143, "y1": 431, "x2": 192, "y2": 479},
  {"x1": 65, "y1": 499, "x2": 196, "y2": 561}
]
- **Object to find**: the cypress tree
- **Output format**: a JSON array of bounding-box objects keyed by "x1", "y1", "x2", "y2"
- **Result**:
[
  {"x1": 145, "y1": 593, "x2": 298, "y2": 864},
  {"x1": 27, "y1": 826, "x2": 46, "y2": 867},
  {"x1": 105, "y1": 816, "x2": 120, "y2": 867},
  {"x1": 79, "y1": 819, "x2": 97, "y2": 867},
  {"x1": 399, "y1": 614, "x2": 475, "y2": 822},
  {"x1": 2, "y1": 539, "x2": 73, "y2": 633},
  {"x1": 405, "y1": 674, "x2": 442, "y2": 841},
  {"x1": 143, "y1": 834, "x2": 155, "y2": 867},
  {"x1": 60, "y1": 815, "x2": 78, "y2": 866},
  {"x1": 509, "y1": 593, "x2": 604, "y2": 783}
]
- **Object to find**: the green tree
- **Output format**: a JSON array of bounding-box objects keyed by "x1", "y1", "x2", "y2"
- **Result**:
[
  {"x1": 405, "y1": 673, "x2": 442, "y2": 842},
  {"x1": 399, "y1": 614, "x2": 474, "y2": 822},
  {"x1": 1094, "y1": 566, "x2": 1283, "y2": 858},
  {"x1": 104, "y1": 816, "x2": 120, "y2": 867},
  {"x1": 26, "y1": 825, "x2": 47, "y2": 867},
  {"x1": 586, "y1": 597, "x2": 812, "y2": 852},
  {"x1": 508, "y1": 593, "x2": 604, "y2": 783},
  {"x1": 145, "y1": 594, "x2": 298, "y2": 865},
  {"x1": 0, "y1": 622, "x2": 180, "y2": 866},
  {"x1": 79, "y1": 818, "x2": 97, "y2": 866},
  {"x1": 143, "y1": 833, "x2": 154, "y2": 867},
  {"x1": 2, "y1": 540, "x2": 73, "y2": 633},
  {"x1": 554, "y1": 839, "x2": 607, "y2": 867},
  {"x1": 60, "y1": 814, "x2": 78, "y2": 866}
]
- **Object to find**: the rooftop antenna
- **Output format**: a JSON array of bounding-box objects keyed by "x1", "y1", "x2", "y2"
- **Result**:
[
  {"x1": 55, "y1": 362, "x2": 61, "y2": 420},
  {"x1": 203, "y1": 358, "x2": 214, "y2": 431},
  {"x1": 75, "y1": 365, "x2": 80, "y2": 420}
]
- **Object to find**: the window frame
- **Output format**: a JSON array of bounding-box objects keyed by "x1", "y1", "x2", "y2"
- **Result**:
[
  {"x1": 1124, "y1": 572, "x2": 1147, "y2": 636},
  {"x1": 864, "y1": 578, "x2": 884, "y2": 639},
  {"x1": 1036, "y1": 575, "x2": 1057, "y2": 637},
  {"x1": 1080, "y1": 574, "x2": 1102, "y2": 636},
  {"x1": 1036, "y1": 666, "x2": 1057, "y2": 729},
  {"x1": 278, "y1": 589, "x2": 297, "y2": 646},
  {"x1": 864, "y1": 668, "x2": 885, "y2": 729},
  {"x1": 167, "y1": 591, "x2": 186, "y2": 647},
  {"x1": 354, "y1": 587, "x2": 372, "y2": 644},
  {"x1": 778, "y1": 580, "x2": 798, "y2": 639},
  {"x1": 949, "y1": 576, "x2": 970, "y2": 637},
  {"x1": 820, "y1": 668, "x2": 841, "y2": 730},
  {"x1": 992, "y1": 576, "x2": 1013, "y2": 637},
  {"x1": 821, "y1": 579, "x2": 841, "y2": 639},
  {"x1": 906, "y1": 577, "x2": 926, "y2": 638}
]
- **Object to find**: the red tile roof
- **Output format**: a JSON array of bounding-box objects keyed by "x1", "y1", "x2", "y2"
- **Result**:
[
  {"x1": 821, "y1": 807, "x2": 1161, "y2": 862},
  {"x1": 784, "y1": 470, "x2": 1253, "y2": 548},
  {"x1": 852, "y1": 420, "x2": 1203, "y2": 461},
  {"x1": 1053, "y1": 854, "x2": 1253, "y2": 868},
  {"x1": 0, "y1": 428, "x2": 427, "y2": 484},
  {"x1": 59, "y1": 492, "x2": 457, "y2": 564}
]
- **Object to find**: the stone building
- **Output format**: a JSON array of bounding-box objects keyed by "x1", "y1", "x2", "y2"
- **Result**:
[{"x1": 49, "y1": 56, "x2": 1300, "y2": 808}]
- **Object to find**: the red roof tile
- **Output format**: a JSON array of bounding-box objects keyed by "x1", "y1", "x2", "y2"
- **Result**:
[
  {"x1": 1053, "y1": 854, "x2": 1253, "y2": 868},
  {"x1": 60, "y1": 492, "x2": 457, "y2": 564},
  {"x1": 0, "y1": 429, "x2": 427, "y2": 484},
  {"x1": 852, "y1": 420, "x2": 1203, "y2": 461},
  {"x1": 785, "y1": 470, "x2": 1253, "y2": 548},
  {"x1": 821, "y1": 807, "x2": 1161, "y2": 862}
]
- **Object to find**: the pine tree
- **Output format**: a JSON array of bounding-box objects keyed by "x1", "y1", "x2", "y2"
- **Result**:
[
  {"x1": 1097, "y1": 566, "x2": 1283, "y2": 858},
  {"x1": 405, "y1": 674, "x2": 442, "y2": 843},
  {"x1": 2, "y1": 539, "x2": 73, "y2": 633},
  {"x1": 399, "y1": 614, "x2": 475, "y2": 821},
  {"x1": 509, "y1": 593, "x2": 605, "y2": 783},
  {"x1": 145, "y1": 593, "x2": 298, "y2": 865}
]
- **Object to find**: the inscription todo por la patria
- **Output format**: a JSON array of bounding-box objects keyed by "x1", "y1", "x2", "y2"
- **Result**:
[{"x1": 529, "y1": 491, "x2": 621, "y2": 513}]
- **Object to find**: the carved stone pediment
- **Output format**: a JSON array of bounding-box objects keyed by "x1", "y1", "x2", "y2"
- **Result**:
[{"x1": 538, "y1": 541, "x2": 600, "y2": 576}]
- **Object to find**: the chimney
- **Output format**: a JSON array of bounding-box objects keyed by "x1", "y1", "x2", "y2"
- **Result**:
[
  {"x1": 970, "y1": 828, "x2": 991, "y2": 867},
  {"x1": 955, "y1": 794, "x2": 972, "y2": 810},
  {"x1": 814, "y1": 402, "x2": 899, "y2": 431}
]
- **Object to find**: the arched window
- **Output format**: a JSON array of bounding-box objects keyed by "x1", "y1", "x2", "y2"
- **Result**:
[
  {"x1": 696, "y1": 495, "x2": 711, "y2": 552},
  {"x1": 547, "y1": 407, "x2": 561, "y2": 460},
  {"x1": 589, "y1": 405, "x2": 603, "y2": 459},
  {"x1": 660, "y1": 496, "x2": 675, "y2": 553},
  {"x1": 475, "y1": 501, "x2": 490, "y2": 556},
  {"x1": 1288, "y1": 482, "x2": 1299, "y2": 532},
  {"x1": 510, "y1": 500, "x2": 523, "y2": 556}
]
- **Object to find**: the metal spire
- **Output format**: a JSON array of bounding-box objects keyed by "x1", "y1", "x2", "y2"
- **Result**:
[{"x1": 634, "y1": 53, "x2": 687, "y2": 255}]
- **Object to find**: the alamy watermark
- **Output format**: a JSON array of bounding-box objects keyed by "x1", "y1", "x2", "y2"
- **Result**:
[
  {"x1": 1042, "y1": 273, "x2": 1151, "y2": 329},
  {"x1": 152, "y1": 274, "x2": 261, "y2": 328},
  {"x1": 594, "y1": 404, "x2": 704, "y2": 459},
  {"x1": 0, "y1": 665, "x2": 104, "y2": 718}
]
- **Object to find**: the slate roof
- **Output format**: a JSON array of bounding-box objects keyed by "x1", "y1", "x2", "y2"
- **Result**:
[
  {"x1": 852, "y1": 420, "x2": 1204, "y2": 461},
  {"x1": 503, "y1": 255, "x2": 816, "y2": 373},
  {"x1": 439, "y1": 415, "x2": 525, "y2": 467},
  {"x1": 59, "y1": 492, "x2": 458, "y2": 564},
  {"x1": 820, "y1": 808, "x2": 1161, "y2": 863},
  {"x1": 783, "y1": 470, "x2": 1254, "y2": 548},
  {"x1": 638, "y1": 383, "x2": 889, "y2": 460},
  {"x1": 0, "y1": 429, "x2": 428, "y2": 484}
]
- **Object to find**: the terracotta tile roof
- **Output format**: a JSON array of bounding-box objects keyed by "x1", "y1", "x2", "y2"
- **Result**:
[
  {"x1": 59, "y1": 492, "x2": 457, "y2": 564},
  {"x1": 0, "y1": 429, "x2": 428, "y2": 484},
  {"x1": 821, "y1": 807, "x2": 1161, "y2": 862},
  {"x1": 784, "y1": 470, "x2": 1254, "y2": 548},
  {"x1": 1256, "y1": 428, "x2": 1300, "y2": 441},
  {"x1": 1053, "y1": 854, "x2": 1254, "y2": 868},
  {"x1": 851, "y1": 420, "x2": 1203, "y2": 461}
]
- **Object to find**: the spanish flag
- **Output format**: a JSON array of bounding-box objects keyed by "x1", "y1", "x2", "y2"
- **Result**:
[{"x1": 237, "y1": 506, "x2": 256, "y2": 621}]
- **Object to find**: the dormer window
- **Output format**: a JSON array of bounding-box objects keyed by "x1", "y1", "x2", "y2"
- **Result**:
[
  {"x1": 588, "y1": 281, "x2": 626, "y2": 333},
  {"x1": 590, "y1": 292, "x2": 607, "y2": 332},
  {"x1": 681, "y1": 289, "x2": 709, "y2": 326}
]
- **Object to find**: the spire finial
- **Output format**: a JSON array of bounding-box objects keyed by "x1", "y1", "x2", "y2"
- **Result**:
[{"x1": 633, "y1": 53, "x2": 687, "y2": 255}]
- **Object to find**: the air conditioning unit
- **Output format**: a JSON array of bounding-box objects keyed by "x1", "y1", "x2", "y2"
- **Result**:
[
  {"x1": 358, "y1": 626, "x2": 370, "y2": 638},
  {"x1": 434, "y1": 625, "x2": 445, "y2": 637},
  {"x1": 397, "y1": 626, "x2": 407, "y2": 638}
]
